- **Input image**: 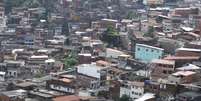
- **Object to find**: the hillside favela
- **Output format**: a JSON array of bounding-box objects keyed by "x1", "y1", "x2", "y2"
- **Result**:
[{"x1": 1, "y1": 0, "x2": 201, "y2": 101}]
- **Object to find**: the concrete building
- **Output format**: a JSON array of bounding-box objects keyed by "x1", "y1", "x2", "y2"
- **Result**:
[
  {"x1": 162, "y1": 19, "x2": 173, "y2": 33},
  {"x1": 135, "y1": 93, "x2": 156, "y2": 101},
  {"x1": 143, "y1": 0, "x2": 164, "y2": 5},
  {"x1": 78, "y1": 53, "x2": 92, "y2": 64},
  {"x1": 46, "y1": 75, "x2": 77, "y2": 94},
  {"x1": 151, "y1": 59, "x2": 175, "y2": 81},
  {"x1": 176, "y1": 91, "x2": 201, "y2": 101},
  {"x1": 77, "y1": 63, "x2": 108, "y2": 89},
  {"x1": 0, "y1": 89, "x2": 27, "y2": 101},
  {"x1": 120, "y1": 81, "x2": 145, "y2": 100},
  {"x1": 0, "y1": 3, "x2": 6, "y2": 32},
  {"x1": 53, "y1": 95, "x2": 80, "y2": 101},
  {"x1": 141, "y1": 20, "x2": 149, "y2": 33},
  {"x1": 175, "y1": 48, "x2": 201, "y2": 57},
  {"x1": 0, "y1": 71, "x2": 5, "y2": 81},
  {"x1": 135, "y1": 44, "x2": 164, "y2": 63},
  {"x1": 106, "y1": 48, "x2": 128, "y2": 59},
  {"x1": 168, "y1": 71, "x2": 196, "y2": 84}
]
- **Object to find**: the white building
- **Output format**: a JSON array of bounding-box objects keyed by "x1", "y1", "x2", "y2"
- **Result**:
[
  {"x1": 77, "y1": 63, "x2": 108, "y2": 89},
  {"x1": 77, "y1": 63, "x2": 107, "y2": 79},
  {"x1": 0, "y1": 71, "x2": 5, "y2": 81},
  {"x1": 49, "y1": 81, "x2": 75, "y2": 93},
  {"x1": 120, "y1": 81, "x2": 145, "y2": 100},
  {"x1": 4, "y1": 60, "x2": 25, "y2": 77},
  {"x1": 106, "y1": 48, "x2": 128, "y2": 59},
  {"x1": 135, "y1": 93, "x2": 155, "y2": 101}
]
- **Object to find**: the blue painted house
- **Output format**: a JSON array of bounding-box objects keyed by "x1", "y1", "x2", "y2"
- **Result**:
[{"x1": 135, "y1": 43, "x2": 164, "y2": 63}]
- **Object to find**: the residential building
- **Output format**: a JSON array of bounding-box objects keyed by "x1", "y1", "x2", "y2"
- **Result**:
[
  {"x1": 106, "y1": 48, "x2": 128, "y2": 59},
  {"x1": 135, "y1": 44, "x2": 164, "y2": 62},
  {"x1": 135, "y1": 93, "x2": 156, "y2": 101},
  {"x1": 46, "y1": 75, "x2": 77, "y2": 94},
  {"x1": 77, "y1": 63, "x2": 108, "y2": 89},
  {"x1": 162, "y1": 19, "x2": 173, "y2": 33},
  {"x1": 119, "y1": 73, "x2": 148, "y2": 100},
  {"x1": 0, "y1": 89, "x2": 27, "y2": 101},
  {"x1": 141, "y1": 20, "x2": 149, "y2": 33},
  {"x1": 164, "y1": 55, "x2": 201, "y2": 67},
  {"x1": 168, "y1": 71, "x2": 197, "y2": 84},
  {"x1": 0, "y1": 71, "x2": 5, "y2": 81},
  {"x1": 120, "y1": 81, "x2": 145, "y2": 100},
  {"x1": 78, "y1": 53, "x2": 92, "y2": 64},
  {"x1": 151, "y1": 59, "x2": 175, "y2": 81},
  {"x1": 4, "y1": 60, "x2": 25, "y2": 77},
  {"x1": 53, "y1": 95, "x2": 80, "y2": 101},
  {"x1": 0, "y1": 3, "x2": 6, "y2": 32},
  {"x1": 176, "y1": 91, "x2": 201, "y2": 101},
  {"x1": 175, "y1": 48, "x2": 201, "y2": 57},
  {"x1": 144, "y1": 0, "x2": 164, "y2": 5}
]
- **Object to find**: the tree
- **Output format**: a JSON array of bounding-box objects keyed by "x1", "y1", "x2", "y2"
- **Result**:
[
  {"x1": 119, "y1": 94, "x2": 130, "y2": 101},
  {"x1": 126, "y1": 11, "x2": 138, "y2": 20},
  {"x1": 63, "y1": 52, "x2": 78, "y2": 69},
  {"x1": 97, "y1": 91, "x2": 109, "y2": 99},
  {"x1": 102, "y1": 25, "x2": 120, "y2": 47},
  {"x1": 34, "y1": 72, "x2": 43, "y2": 78},
  {"x1": 106, "y1": 25, "x2": 119, "y2": 36},
  {"x1": 144, "y1": 26, "x2": 155, "y2": 38}
]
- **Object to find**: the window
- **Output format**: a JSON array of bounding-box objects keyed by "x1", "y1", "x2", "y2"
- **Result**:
[
  {"x1": 168, "y1": 71, "x2": 172, "y2": 74},
  {"x1": 146, "y1": 49, "x2": 149, "y2": 52},
  {"x1": 151, "y1": 49, "x2": 154, "y2": 52},
  {"x1": 139, "y1": 93, "x2": 142, "y2": 96},
  {"x1": 137, "y1": 48, "x2": 140, "y2": 51},
  {"x1": 132, "y1": 91, "x2": 134, "y2": 94},
  {"x1": 132, "y1": 86, "x2": 135, "y2": 88},
  {"x1": 163, "y1": 70, "x2": 167, "y2": 74},
  {"x1": 13, "y1": 72, "x2": 16, "y2": 76}
]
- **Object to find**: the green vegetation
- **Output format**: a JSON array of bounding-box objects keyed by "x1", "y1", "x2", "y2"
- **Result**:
[
  {"x1": 97, "y1": 91, "x2": 109, "y2": 99},
  {"x1": 144, "y1": 26, "x2": 155, "y2": 38},
  {"x1": 34, "y1": 72, "x2": 43, "y2": 78},
  {"x1": 126, "y1": 11, "x2": 138, "y2": 20},
  {"x1": 106, "y1": 25, "x2": 119, "y2": 36},
  {"x1": 63, "y1": 52, "x2": 78, "y2": 70},
  {"x1": 102, "y1": 25, "x2": 120, "y2": 47},
  {"x1": 119, "y1": 94, "x2": 130, "y2": 101}
]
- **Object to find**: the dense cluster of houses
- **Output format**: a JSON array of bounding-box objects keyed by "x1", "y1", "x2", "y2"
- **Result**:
[{"x1": 0, "y1": 0, "x2": 201, "y2": 101}]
